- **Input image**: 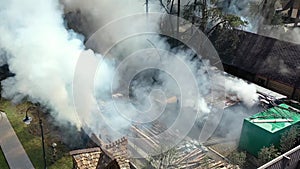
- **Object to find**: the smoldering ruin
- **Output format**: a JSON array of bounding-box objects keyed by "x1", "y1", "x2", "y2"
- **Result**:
[{"x1": 1, "y1": 0, "x2": 300, "y2": 168}]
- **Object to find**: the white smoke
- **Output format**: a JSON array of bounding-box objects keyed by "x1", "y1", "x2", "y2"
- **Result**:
[
  {"x1": 0, "y1": 50, "x2": 8, "y2": 66},
  {"x1": 0, "y1": 0, "x2": 102, "y2": 126},
  {"x1": 61, "y1": 0, "x2": 162, "y2": 39},
  {"x1": 0, "y1": 0, "x2": 260, "y2": 145},
  {"x1": 0, "y1": 0, "x2": 166, "y2": 133},
  {"x1": 224, "y1": 76, "x2": 258, "y2": 107},
  {"x1": 260, "y1": 26, "x2": 300, "y2": 44}
]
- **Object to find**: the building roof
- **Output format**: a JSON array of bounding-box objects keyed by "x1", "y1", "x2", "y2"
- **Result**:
[
  {"x1": 70, "y1": 137, "x2": 131, "y2": 169},
  {"x1": 69, "y1": 147, "x2": 101, "y2": 169},
  {"x1": 246, "y1": 104, "x2": 300, "y2": 133},
  {"x1": 103, "y1": 137, "x2": 130, "y2": 169},
  {"x1": 219, "y1": 30, "x2": 300, "y2": 87}
]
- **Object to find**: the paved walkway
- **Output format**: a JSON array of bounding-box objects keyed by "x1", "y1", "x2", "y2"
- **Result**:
[{"x1": 0, "y1": 111, "x2": 34, "y2": 169}]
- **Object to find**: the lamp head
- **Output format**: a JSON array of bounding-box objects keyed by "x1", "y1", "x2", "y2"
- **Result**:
[
  {"x1": 52, "y1": 143, "x2": 57, "y2": 148},
  {"x1": 23, "y1": 116, "x2": 32, "y2": 125}
]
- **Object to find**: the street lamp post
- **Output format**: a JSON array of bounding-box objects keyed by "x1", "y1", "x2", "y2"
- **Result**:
[{"x1": 23, "y1": 104, "x2": 47, "y2": 169}]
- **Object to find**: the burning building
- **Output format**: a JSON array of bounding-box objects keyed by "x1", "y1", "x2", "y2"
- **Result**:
[
  {"x1": 70, "y1": 137, "x2": 134, "y2": 169},
  {"x1": 2, "y1": 0, "x2": 300, "y2": 168}
]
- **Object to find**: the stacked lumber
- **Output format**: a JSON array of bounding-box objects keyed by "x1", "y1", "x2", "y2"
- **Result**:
[{"x1": 149, "y1": 140, "x2": 238, "y2": 169}]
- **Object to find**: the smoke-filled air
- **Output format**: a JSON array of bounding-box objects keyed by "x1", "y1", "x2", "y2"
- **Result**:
[{"x1": 0, "y1": 0, "x2": 259, "y2": 144}]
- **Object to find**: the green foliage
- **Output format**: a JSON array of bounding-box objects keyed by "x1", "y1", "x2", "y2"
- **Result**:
[
  {"x1": 258, "y1": 145, "x2": 280, "y2": 165},
  {"x1": 48, "y1": 155, "x2": 73, "y2": 169},
  {"x1": 212, "y1": 28, "x2": 243, "y2": 57},
  {"x1": 181, "y1": 0, "x2": 247, "y2": 34},
  {"x1": 280, "y1": 126, "x2": 300, "y2": 153},
  {"x1": 0, "y1": 100, "x2": 73, "y2": 169},
  {"x1": 161, "y1": 0, "x2": 248, "y2": 53},
  {"x1": 225, "y1": 14, "x2": 248, "y2": 28},
  {"x1": 177, "y1": 0, "x2": 247, "y2": 58},
  {"x1": 228, "y1": 151, "x2": 246, "y2": 168},
  {"x1": 0, "y1": 148, "x2": 9, "y2": 169}
]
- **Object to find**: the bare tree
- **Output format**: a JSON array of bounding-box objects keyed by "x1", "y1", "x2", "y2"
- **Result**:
[{"x1": 158, "y1": 0, "x2": 247, "y2": 34}]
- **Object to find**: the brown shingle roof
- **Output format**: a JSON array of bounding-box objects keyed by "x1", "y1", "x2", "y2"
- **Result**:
[
  {"x1": 70, "y1": 147, "x2": 101, "y2": 169},
  {"x1": 104, "y1": 137, "x2": 130, "y2": 169},
  {"x1": 70, "y1": 137, "x2": 131, "y2": 169}
]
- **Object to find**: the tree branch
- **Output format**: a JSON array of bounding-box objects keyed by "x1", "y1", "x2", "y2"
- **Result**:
[
  {"x1": 206, "y1": 20, "x2": 226, "y2": 36},
  {"x1": 160, "y1": 0, "x2": 170, "y2": 14}
]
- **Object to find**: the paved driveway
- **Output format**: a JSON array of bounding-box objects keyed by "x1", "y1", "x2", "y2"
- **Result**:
[{"x1": 0, "y1": 112, "x2": 34, "y2": 169}]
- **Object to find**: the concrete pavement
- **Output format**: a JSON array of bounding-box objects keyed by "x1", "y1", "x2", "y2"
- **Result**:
[{"x1": 0, "y1": 111, "x2": 34, "y2": 169}]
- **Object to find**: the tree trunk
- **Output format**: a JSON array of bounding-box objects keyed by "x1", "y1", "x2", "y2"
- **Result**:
[{"x1": 199, "y1": 0, "x2": 207, "y2": 32}]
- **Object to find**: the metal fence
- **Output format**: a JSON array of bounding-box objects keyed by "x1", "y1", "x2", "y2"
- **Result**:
[{"x1": 258, "y1": 145, "x2": 300, "y2": 169}]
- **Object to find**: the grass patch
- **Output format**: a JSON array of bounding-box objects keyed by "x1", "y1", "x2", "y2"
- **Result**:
[
  {"x1": 0, "y1": 147, "x2": 9, "y2": 169},
  {"x1": 0, "y1": 99, "x2": 72, "y2": 169}
]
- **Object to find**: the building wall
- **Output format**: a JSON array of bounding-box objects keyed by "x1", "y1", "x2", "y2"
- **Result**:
[
  {"x1": 223, "y1": 64, "x2": 256, "y2": 82},
  {"x1": 267, "y1": 80, "x2": 294, "y2": 97},
  {"x1": 292, "y1": 89, "x2": 300, "y2": 101},
  {"x1": 223, "y1": 64, "x2": 300, "y2": 101},
  {"x1": 254, "y1": 76, "x2": 291, "y2": 95},
  {"x1": 254, "y1": 75, "x2": 300, "y2": 101},
  {"x1": 255, "y1": 75, "x2": 268, "y2": 86}
]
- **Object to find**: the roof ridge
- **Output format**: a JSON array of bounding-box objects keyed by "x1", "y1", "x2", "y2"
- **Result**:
[{"x1": 69, "y1": 147, "x2": 101, "y2": 155}]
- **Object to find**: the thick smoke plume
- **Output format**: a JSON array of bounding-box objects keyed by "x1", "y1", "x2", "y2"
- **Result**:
[
  {"x1": 0, "y1": 0, "x2": 135, "y2": 131},
  {"x1": 0, "y1": 0, "x2": 259, "y2": 145},
  {"x1": 0, "y1": 0, "x2": 93, "y2": 125},
  {"x1": 0, "y1": 50, "x2": 8, "y2": 66},
  {"x1": 224, "y1": 76, "x2": 258, "y2": 107}
]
